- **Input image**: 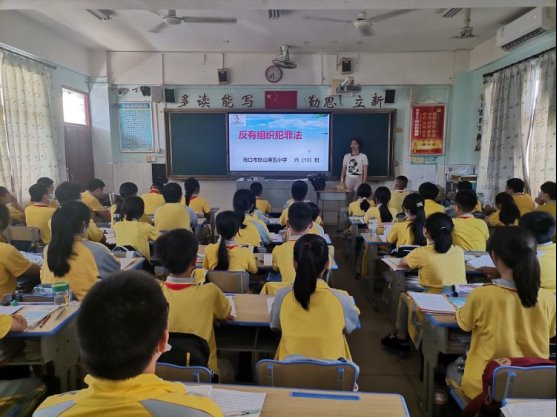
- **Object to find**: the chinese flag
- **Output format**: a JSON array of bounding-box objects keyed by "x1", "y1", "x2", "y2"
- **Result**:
[{"x1": 265, "y1": 91, "x2": 297, "y2": 109}]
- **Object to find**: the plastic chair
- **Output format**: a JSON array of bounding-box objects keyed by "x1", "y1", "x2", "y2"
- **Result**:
[
  {"x1": 256, "y1": 359, "x2": 358, "y2": 391},
  {"x1": 155, "y1": 363, "x2": 213, "y2": 384},
  {"x1": 158, "y1": 333, "x2": 210, "y2": 368},
  {"x1": 4, "y1": 226, "x2": 41, "y2": 252},
  {"x1": 207, "y1": 271, "x2": 250, "y2": 294},
  {"x1": 492, "y1": 364, "x2": 556, "y2": 401}
]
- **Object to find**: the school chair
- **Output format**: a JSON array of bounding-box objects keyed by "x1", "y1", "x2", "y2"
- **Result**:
[
  {"x1": 206, "y1": 271, "x2": 250, "y2": 294},
  {"x1": 0, "y1": 378, "x2": 46, "y2": 417},
  {"x1": 4, "y1": 226, "x2": 41, "y2": 252},
  {"x1": 155, "y1": 363, "x2": 213, "y2": 384},
  {"x1": 158, "y1": 332, "x2": 210, "y2": 368},
  {"x1": 255, "y1": 358, "x2": 359, "y2": 391}
]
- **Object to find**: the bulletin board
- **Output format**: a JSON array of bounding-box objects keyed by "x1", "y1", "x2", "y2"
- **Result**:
[{"x1": 118, "y1": 102, "x2": 155, "y2": 152}]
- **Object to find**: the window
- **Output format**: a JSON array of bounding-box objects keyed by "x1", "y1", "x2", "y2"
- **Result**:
[{"x1": 62, "y1": 88, "x2": 88, "y2": 125}]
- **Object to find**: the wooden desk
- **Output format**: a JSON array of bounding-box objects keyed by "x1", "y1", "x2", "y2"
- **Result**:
[
  {"x1": 361, "y1": 232, "x2": 391, "y2": 309},
  {"x1": 347, "y1": 216, "x2": 366, "y2": 266}
]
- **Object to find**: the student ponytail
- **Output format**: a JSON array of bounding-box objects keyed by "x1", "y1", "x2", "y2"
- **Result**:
[
  {"x1": 495, "y1": 192, "x2": 520, "y2": 226},
  {"x1": 184, "y1": 177, "x2": 200, "y2": 207},
  {"x1": 356, "y1": 183, "x2": 372, "y2": 213},
  {"x1": 374, "y1": 187, "x2": 393, "y2": 223},
  {"x1": 233, "y1": 189, "x2": 256, "y2": 230},
  {"x1": 293, "y1": 234, "x2": 329, "y2": 311},
  {"x1": 403, "y1": 193, "x2": 427, "y2": 246},
  {"x1": 48, "y1": 201, "x2": 90, "y2": 277},
  {"x1": 425, "y1": 213, "x2": 454, "y2": 254},
  {"x1": 215, "y1": 211, "x2": 240, "y2": 271},
  {"x1": 488, "y1": 227, "x2": 540, "y2": 308}
]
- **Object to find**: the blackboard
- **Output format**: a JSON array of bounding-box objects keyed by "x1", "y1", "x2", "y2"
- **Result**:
[{"x1": 166, "y1": 110, "x2": 394, "y2": 179}]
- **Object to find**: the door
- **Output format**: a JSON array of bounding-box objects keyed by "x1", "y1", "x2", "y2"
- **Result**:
[{"x1": 62, "y1": 87, "x2": 94, "y2": 189}]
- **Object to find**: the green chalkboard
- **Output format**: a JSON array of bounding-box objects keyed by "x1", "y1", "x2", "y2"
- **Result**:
[{"x1": 331, "y1": 111, "x2": 394, "y2": 179}]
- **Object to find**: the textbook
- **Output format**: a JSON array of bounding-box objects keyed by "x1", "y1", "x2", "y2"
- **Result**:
[
  {"x1": 184, "y1": 385, "x2": 266, "y2": 417},
  {"x1": 408, "y1": 292, "x2": 456, "y2": 315},
  {"x1": 466, "y1": 254, "x2": 496, "y2": 269}
]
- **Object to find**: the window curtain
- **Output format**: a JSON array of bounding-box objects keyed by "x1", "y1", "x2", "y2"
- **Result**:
[
  {"x1": 477, "y1": 49, "x2": 556, "y2": 205},
  {"x1": 0, "y1": 52, "x2": 59, "y2": 202}
]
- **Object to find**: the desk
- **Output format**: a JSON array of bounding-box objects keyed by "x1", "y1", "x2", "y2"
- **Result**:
[
  {"x1": 316, "y1": 189, "x2": 351, "y2": 226},
  {"x1": 346, "y1": 216, "x2": 366, "y2": 266},
  {"x1": 361, "y1": 233, "x2": 391, "y2": 308}
]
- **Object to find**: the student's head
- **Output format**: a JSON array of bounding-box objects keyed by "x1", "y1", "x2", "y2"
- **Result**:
[
  {"x1": 28, "y1": 183, "x2": 49, "y2": 203},
  {"x1": 539, "y1": 181, "x2": 556, "y2": 203},
  {"x1": 425, "y1": 213, "x2": 454, "y2": 254},
  {"x1": 184, "y1": 177, "x2": 200, "y2": 206},
  {"x1": 350, "y1": 137, "x2": 363, "y2": 153},
  {"x1": 155, "y1": 229, "x2": 198, "y2": 276},
  {"x1": 457, "y1": 181, "x2": 474, "y2": 191},
  {"x1": 37, "y1": 177, "x2": 55, "y2": 194},
  {"x1": 454, "y1": 189, "x2": 478, "y2": 214},
  {"x1": 0, "y1": 204, "x2": 9, "y2": 231},
  {"x1": 118, "y1": 182, "x2": 138, "y2": 199},
  {"x1": 150, "y1": 183, "x2": 164, "y2": 193},
  {"x1": 215, "y1": 211, "x2": 241, "y2": 271},
  {"x1": 419, "y1": 182, "x2": 439, "y2": 201},
  {"x1": 250, "y1": 182, "x2": 263, "y2": 197},
  {"x1": 374, "y1": 187, "x2": 394, "y2": 223},
  {"x1": 394, "y1": 176, "x2": 408, "y2": 191},
  {"x1": 0, "y1": 187, "x2": 10, "y2": 204},
  {"x1": 161, "y1": 182, "x2": 182, "y2": 203},
  {"x1": 233, "y1": 189, "x2": 256, "y2": 215},
  {"x1": 287, "y1": 202, "x2": 313, "y2": 234},
  {"x1": 293, "y1": 234, "x2": 329, "y2": 310},
  {"x1": 87, "y1": 179, "x2": 106, "y2": 198},
  {"x1": 77, "y1": 271, "x2": 169, "y2": 380},
  {"x1": 402, "y1": 193, "x2": 427, "y2": 246},
  {"x1": 356, "y1": 183, "x2": 372, "y2": 212},
  {"x1": 121, "y1": 196, "x2": 145, "y2": 221},
  {"x1": 291, "y1": 180, "x2": 308, "y2": 201},
  {"x1": 495, "y1": 192, "x2": 520, "y2": 226},
  {"x1": 307, "y1": 202, "x2": 320, "y2": 222},
  {"x1": 506, "y1": 178, "x2": 525, "y2": 194},
  {"x1": 55, "y1": 181, "x2": 82, "y2": 204},
  {"x1": 48, "y1": 201, "x2": 90, "y2": 278},
  {"x1": 519, "y1": 211, "x2": 556, "y2": 245},
  {"x1": 488, "y1": 227, "x2": 540, "y2": 308}
]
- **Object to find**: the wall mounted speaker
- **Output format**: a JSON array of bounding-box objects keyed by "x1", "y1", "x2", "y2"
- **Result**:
[
  {"x1": 341, "y1": 58, "x2": 353, "y2": 74},
  {"x1": 218, "y1": 68, "x2": 230, "y2": 84},
  {"x1": 152, "y1": 164, "x2": 167, "y2": 186},
  {"x1": 164, "y1": 88, "x2": 176, "y2": 103},
  {"x1": 385, "y1": 89, "x2": 396, "y2": 104}
]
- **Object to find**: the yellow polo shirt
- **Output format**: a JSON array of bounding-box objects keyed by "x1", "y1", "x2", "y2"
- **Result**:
[
  {"x1": 272, "y1": 239, "x2": 297, "y2": 283},
  {"x1": 203, "y1": 243, "x2": 257, "y2": 273},
  {"x1": 457, "y1": 283, "x2": 556, "y2": 399},
  {"x1": 113, "y1": 220, "x2": 158, "y2": 261},
  {"x1": 81, "y1": 191, "x2": 104, "y2": 213},
  {"x1": 389, "y1": 189, "x2": 408, "y2": 214},
  {"x1": 348, "y1": 198, "x2": 375, "y2": 216},
  {"x1": 0, "y1": 314, "x2": 12, "y2": 338},
  {"x1": 512, "y1": 193, "x2": 535, "y2": 216},
  {"x1": 387, "y1": 221, "x2": 415, "y2": 247},
  {"x1": 236, "y1": 220, "x2": 262, "y2": 247},
  {"x1": 24, "y1": 204, "x2": 56, "y2": 244},
  {"x1": 181, "y1": 195, "x2": 210, "y2": 215},
  {"x1": 538, "y1": 243, "x2": 556, "y2": 291},
  {"x1": 279, "y1": 205, "x2": 323, "y2": 227},
  {"x1": 154, "y1": 203, "x2": 191, "y2": 232},
  {"x1": 110, "y1": 205, "x2": 152, "y2": 227},
  {"x1": 41, "y1": 239, "x2": 99, "y2": 300},
  {"x1": 140, "y1": 192, "x2": 165, "y2": 216},
  {"x1": 256, "y1": 197, "x2": 272, "y2": 214},
  {"x1": 537, "y1": 200, "x2": 556, "y2": 220},
  {"x1": 0, "y1": 242, "x2": 32, "y2": 297},
  {"x1": 486, "y1": 210, "x2": 518, "y2": 227},
  {"x1": 473, "y1": 201, "x2": 482, "y2": 213},
  {"x1": 163, "y1": 278, "x2": 231, "y2": 373},
  {"x1": 364, "y1": 205, "x2": 398, "y2": 224},
  {"x1": 424, "y1": 199, "x2": 445, "y2": 218},
  {"x1": 405, "y1": 244, "x2": 466, "y2": 288},
  {"x1": 246, "y1": 213, "x2": 272, "y2": 242},
  {"x1": 452, "y1": 215, "x2": 489, "y2": 251},
  {"x1": 7, "y1": 205, "x2": 24, "y2": 224},
  {"x1": 35, "y1": 373, "x2": 223, "y2": 417}
]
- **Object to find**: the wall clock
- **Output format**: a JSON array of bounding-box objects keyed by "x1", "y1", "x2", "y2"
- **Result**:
[{"x1": 265, "y1": 65, "x2": 283, "y2": 83}]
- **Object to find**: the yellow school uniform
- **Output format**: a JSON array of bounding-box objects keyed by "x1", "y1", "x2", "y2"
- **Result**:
[
  {"x1": 308, "y1": 222, "x2": 325, "y2": 237},
  {"x1": 202, "y1": 242, "x2": 258, "y2": 273},
  {"x1": 24, "y1": 203, "x2": 56, "y2": 244},
  {"x1": 246, "y1": 213, "x2": 272, "y2": 243},
  {"x1": 512, "y1": 193, "x2": 535, "y2": 216},
  {"x1": 109, "y1": 205, "x2": 151, "y2": 227},
  {"x1": 41, "y1": 239, "x2": 99, "y2": 300},
  {"x1": 387, "y1": 221, "x2": 415, "y2": 247},
  {"x1": 81, "y1": 190, "x2": 104, "y2": 213},
  {"x1": 389, "y1": 190, "x2": 408, "y2": 214},
  {"x1": 457, "y1": 282, "x2": 556, "y2": 399},
  {"x1": 452, "y1": 215, "x2": 489, "y2": 251},
  {"x1": 363, "y1": 205, "x2": 398, "y2": 224},
  {"x1": 424, "y1": 199, "x2": 445, "y2": 218},
  {"x1": 181, "y1": 195, "x2": 210, "y2": 215},
  {"x1": 236, "y1": 219, "x2": 262, "y2": 247},
  {"x1": 86, "y1": 219, "x2": 104, "y2": 242},
  {"x1": 272, "y1": 238, "x2": 298, "y2": 283},
  {"x1": 537, "y1": 200, "x2": 556, "y2": 220},
  {"x1": 279, "y1": 206, "x2": 322, "y2": 227},
  {"x1": 271, "y1": 279, "x2": 359, "y2": 360},
  {"x1": 538, "y1": 243, "x2": 556, "y2": 291},
  {"x1": 0, "y1": 242, "x2": 32, "y2": 297},
  {"x1": 0, "y1": 314, "x2": 12, "y2": 338},
  {"x1": 113, "y1": 220, "x2": 158, "y2": 261},
  {"x1": 154, "y1": 203, "x2": 191, "y2": 232},
  {"x1": 141, "y1": 192, "x2": 165, "y2": 216},
  {"x1": 473, "y1": 201, "x2": 482, "y2": 213},
  {"x1": 405, "y1": 245, "x2": 466, "y2": 288},
  {"x1": 7, "y1": 205, "x2": 24, "y2": 224},
  {"x1": 486, "y1": 210, "x2": 518, "y2": 227},
  {"x1": 256, "y1": 197, "x2": 272, "y2": 214},
  {"x1": 35, "y1": 373, "x2": 223, "y2": 417},
  {"x1": 163, "y1": 278, "x2": 231, "y2": 373},
  {"x1": 348, "y1": 198, "x2": 375, "y2": 216}
]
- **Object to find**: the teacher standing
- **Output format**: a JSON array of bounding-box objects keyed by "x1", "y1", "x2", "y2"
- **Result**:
[{"x1": 340, "y1": 137, "x2": 368, "y2": 194}]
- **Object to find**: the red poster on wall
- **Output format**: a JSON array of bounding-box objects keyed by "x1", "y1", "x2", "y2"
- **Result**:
[{"x1": 410, "y1": 104, "x2": 446, "y2": 155}]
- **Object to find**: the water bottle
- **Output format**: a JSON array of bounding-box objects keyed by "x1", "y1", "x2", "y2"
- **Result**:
[
  {"x1": 52, "y1": 282, "x2": 71, "y2": 306},
  {"x1": 368, "y1": 217, "x2": 378, "y2": 236}
]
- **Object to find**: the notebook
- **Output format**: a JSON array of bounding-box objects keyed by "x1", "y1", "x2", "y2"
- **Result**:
[
  {"x1": 408, "y1": 292, "x2": 456, "y2": 315},
  {"x1": 467, "y1": 254, "x2": 496, "y2": 269}
]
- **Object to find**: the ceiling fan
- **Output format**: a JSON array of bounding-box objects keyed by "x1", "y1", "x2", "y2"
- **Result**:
[
  {"x1": 303, "y1": 10, "x2": 414, "y2": 37},
  {"x1": 272, "y1": 45, "x2": 297, "y2": 68},
  {"x1": 148, "y1": 9, "x2": 238, "y2": 33},
  {"x1": 452, "y1": 8, "x2": 477, "y2": 39}
]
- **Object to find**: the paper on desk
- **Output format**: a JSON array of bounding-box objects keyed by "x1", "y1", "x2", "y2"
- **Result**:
[
  {"x1": 262, "y1": 254, "x2": 273, "y2": 267},
  {"x1": 408, "y1": 292, "x2": 456, "y2": 315},
  {"x1": 0, "y1": 306, "x2": 22, "y2": 315},
  {"x1": 226, "y1": 296, "x2": 237, "y2": 318},
  {"x1": 119, "y1": 258, "x2": 136, "y2": 270},
  {"x1": 266, "y1": 218, "x2": 281, "y2": 225},
  {"x1": 20, "y1": 251, "x2": 43, "y2": 266},
  {"x1": 269, "y1": 233, "x2": 282, "y2": 243},
  {"x1": 183, "y1": 384, "x2": 213, "y2": 397},
  {"x1": 105, "y1": 234, "x2": 116, "y2": 245},
  {"x1": 501, "y1": 400, "x2": 556, "y2": 417},
  {"x1": 266, "y1": 297, "x2": 275, "y2": 315},
  {"x1": 348, "y1": 216, "x2": 365, "y2": 224},
  {"x1": 466, "y1": 254, "x2": 495, "y2": 269},
  {"x1": 212, "y1": 388, "x2": 266, "y2": 416},
  {"x1": 381, "y1": 257, "x2": 406, "y2": 271},
  {"x1": 21, "y1": 305, "x2": 59, "y2": 328}
]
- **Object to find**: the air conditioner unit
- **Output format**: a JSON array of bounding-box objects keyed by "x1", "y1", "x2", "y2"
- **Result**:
[{"x1": 496, "y1": 7, "x2": 555, "y2": 51}]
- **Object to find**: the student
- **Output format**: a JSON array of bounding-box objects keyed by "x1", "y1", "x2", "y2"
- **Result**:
[
  {"x1": 156, "y1": 229, "x2": 232, "y2": 374},
  {"x1": 0, "y1": 186, "x2": 25, "y2": 224},
  {"x1": 536, "y1": 181, "x2": 556, "y2": 220},
  {"x1": 457, "y1": 181, "x2": 482, "y2": 213},
  {"x1": 203, "y1": 211, "x2": 257, "y2": 273},
  {"x1": 141, "y1": 183, "x2": 165, "y2": 216},
  {"x1": 24, "y1": 183, "x2": 56, "y2": 244},
  {"x1": 486, "y1": 192, "x2": 520, "y2": 227},
  {"x1": 364, "y1": 186, "x2": 398, "y2": 225},
  {"x1": 307, "y1": 202, "x2": 325, "y2": 237},
  {"x1": 114, "y1": 197, "x2": 158, "y2": 261},
  {"x1": 250, "y1": 181, "x2": 272, "y2": 214},
  {"x1": 506, "y1": 178, "x2": 535, "y2": 216},
  {"x1": 233, "y1": 189, "x2": 270, "y2": 246},
  {"x1": 519, "y1": 212, "x2": 556, "y2": 291},
  {"x1": 347, "y1": 183, "x2": 374, "y2": 216},
  {"x1": 272, "y1": 202, "x2": 313, "y2": 283},
  {"x1": 154, "y1": 183, "x2": 191, "y2": 232},
  {"x1": 452, "y1": 189, "x2": 489, "y2": 251},
  {"x1": 387, "y1": 193, "x2": 427, "y2": 247},
  {"x1": 81, "y1": 178, "x2": 110, "y2": 221},
  {"x1": 270, "y1": 234, "x2": 359, "y2": 360},
  {"x1": 389, "y1": 175, "x2": 409, "y2": 214},
  {"x1": 111, "y1": 182, "x2": 150, "y2": 226},
  {"x1": 456, "y1": 227, "x2": 556, "y2": 399},
  {"x1": 54, "y1": 181, "x2": 105, "y2": 243},
  {"x1": 382, "y1": 213, "x2": 467, "y2": 351},
  {"x1": 280, "y1": 180, "x2": 322, "y2": 226},
  {"x1": 419, "y1": 182, "x2": 445, "y2": 218},
  {"x1": 182, "y1": 177, "x2": 211, "y2": 216},
  {"x1": 0, "y1": 204, "x2": 40, "y2": 297},
  {"x1": 36, "y1": 177, "x2": 58, "y2": 208},
  {"x1": 34, "y1": 271, "x2": 223, "y2": 417}
]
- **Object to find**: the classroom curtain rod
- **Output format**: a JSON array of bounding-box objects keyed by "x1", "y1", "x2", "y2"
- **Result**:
[
  {"x1": 0, "y1": 45, "x2": 57, "y2": 70},
  {"x1": 482, "y1": 47, "x2": 555, "y2": 78}
]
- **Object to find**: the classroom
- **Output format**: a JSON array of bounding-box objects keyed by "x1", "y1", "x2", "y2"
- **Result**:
[{"x1": 0, "y1": 1, "x2": 555, "y2": 416}]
